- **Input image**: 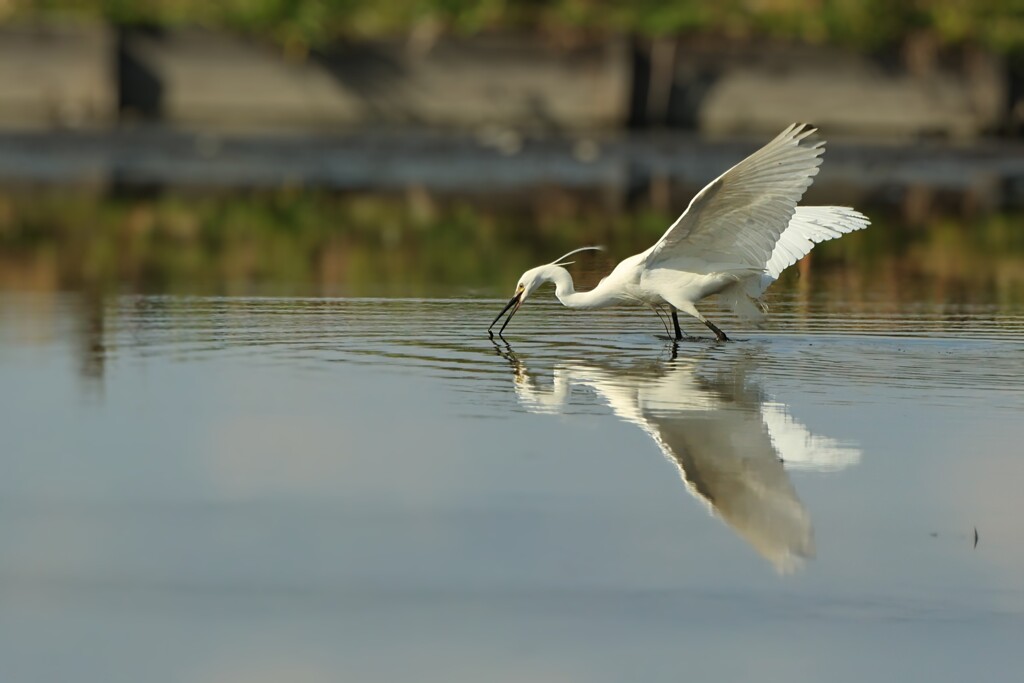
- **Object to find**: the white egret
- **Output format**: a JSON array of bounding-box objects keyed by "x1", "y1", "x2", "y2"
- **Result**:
[{"x1": 489, "y1": 123, "x2": 869, "y2": 340}]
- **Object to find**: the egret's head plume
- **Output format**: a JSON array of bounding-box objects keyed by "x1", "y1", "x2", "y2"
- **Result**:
[
  {"x1": 549, "y1": 245, "x2": 604, "y2": 267},
  {"x1": 488, "y1": 245, "x2": 604, "y2": 336},
  {"x1": 521, "y1": 245, "x2": 603, "y2": 300}
]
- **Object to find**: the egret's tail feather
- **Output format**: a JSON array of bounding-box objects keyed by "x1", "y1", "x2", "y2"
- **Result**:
[
  {"x1": 742, "y1": 205, "x2": 870, "y2": 301},
  {"x1": 720, "y1": 280, "x2": 769, "y2": 323},
  {"x1": 765, "y1": 206, "x2": 870, "y2": 280}
]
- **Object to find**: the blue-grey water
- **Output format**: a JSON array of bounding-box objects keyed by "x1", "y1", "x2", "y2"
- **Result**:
[{"x1": 2, "y1": 291, "x2": 1023, "y2": 682}]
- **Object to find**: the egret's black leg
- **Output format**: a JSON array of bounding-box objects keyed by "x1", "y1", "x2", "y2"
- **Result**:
[
  {"x1": 671, "y1": 308, "x2": 684, "y2": 341},
  {"x1": 649, "y1": 304, "x2": 672, "y2": 338},
  {"x1": 703, "y1": 319, "x2": 729, "y2": 342}
]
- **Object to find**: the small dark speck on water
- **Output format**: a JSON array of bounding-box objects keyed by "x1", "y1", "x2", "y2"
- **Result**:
[
  {"x1": 930, "y1": 532, "x2": 939, "y2": 538},
  {"x1": 974, "y1": 527, "x2": 979, "y2": 548}
]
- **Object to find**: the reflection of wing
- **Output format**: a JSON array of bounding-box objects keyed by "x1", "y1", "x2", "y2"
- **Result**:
[
  {"x1": 644, "y1": 408, "x2": 813, "y2": 574},
  {"x1": 761, "y1": 402, "x2": 862, "y2": 472},
  {"x1": 510, "y1": 355, "x2": 860, "y2": 573}
]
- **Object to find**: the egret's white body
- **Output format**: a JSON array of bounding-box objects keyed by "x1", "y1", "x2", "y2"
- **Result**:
[{"x1": 490, "y1": 123, "x2": 869, "y2": 339}]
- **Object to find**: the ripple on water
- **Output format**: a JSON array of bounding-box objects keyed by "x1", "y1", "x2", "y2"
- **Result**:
[{"x1": 55, "y1": 294, "x2": 1021, "y2": 414}]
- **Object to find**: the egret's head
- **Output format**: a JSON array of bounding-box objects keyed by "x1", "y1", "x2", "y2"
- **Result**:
[{"x1": 488, "y1": 246, "x2": 603, "y2": 336}]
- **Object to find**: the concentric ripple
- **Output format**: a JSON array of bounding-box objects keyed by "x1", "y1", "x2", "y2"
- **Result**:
[{"x1": 4, "y1": 292, "x2": 1003, "y2": 413}]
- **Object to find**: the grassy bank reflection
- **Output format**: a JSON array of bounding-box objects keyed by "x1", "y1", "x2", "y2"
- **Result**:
[{"x1": 1, "y1": 189, "x2": 1022, "y2": 303}]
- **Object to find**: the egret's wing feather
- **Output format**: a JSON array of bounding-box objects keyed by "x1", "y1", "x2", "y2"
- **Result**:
[
  {"x1": 645, "y1": 123, "x2": 825, "y2": 270},
  {"x1": 765, "y1": 206, "x2": 870, "y2": 279}
]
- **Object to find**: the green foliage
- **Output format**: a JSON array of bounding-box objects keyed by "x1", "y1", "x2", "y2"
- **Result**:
[
  {"x1": 2, "y1": 190, "x2": 1024, "y2": 303},
  {"x1": 7, "y1": 0, "x2": 1024, "y2": 53}
]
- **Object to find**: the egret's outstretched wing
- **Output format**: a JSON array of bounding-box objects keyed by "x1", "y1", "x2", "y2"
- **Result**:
[
  {"x1": 645, "y1": 123, "x2": 825, "y2": 270},
  {"x1": 765, "y1": 206, "x2": 870, "y2": 279}
]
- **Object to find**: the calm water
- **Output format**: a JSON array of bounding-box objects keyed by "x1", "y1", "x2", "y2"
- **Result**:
[{"x1": 2, "y1": 290, "x2": 1023, "y2": 681}]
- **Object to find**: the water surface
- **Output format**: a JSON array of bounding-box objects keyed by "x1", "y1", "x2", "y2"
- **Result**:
[{"x1": 2, "y1": 291, "x2": 1023, "y2": 682}]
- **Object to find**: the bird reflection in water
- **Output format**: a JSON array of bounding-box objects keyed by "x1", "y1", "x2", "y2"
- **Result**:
[{"x1": 493, "y1": 341, "x2": 861, "y2": 573}]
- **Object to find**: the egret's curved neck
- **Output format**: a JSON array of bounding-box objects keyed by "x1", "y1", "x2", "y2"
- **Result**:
[{"x1": 543, "y1": 265, "x2": 621, "y2": 309}]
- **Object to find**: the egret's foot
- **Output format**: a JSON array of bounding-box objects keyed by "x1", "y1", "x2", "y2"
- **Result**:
[
  {"x1": 658, "y1": 334, "x2": 706, "y2": 343},
  {"x1": 702, "y1": 319, "x2": 729, "y2": 342}
]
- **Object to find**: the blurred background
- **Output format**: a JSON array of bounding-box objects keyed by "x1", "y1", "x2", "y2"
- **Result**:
[{"x1": 1, "y1": 0, "x2": 1024, "y2": 301}]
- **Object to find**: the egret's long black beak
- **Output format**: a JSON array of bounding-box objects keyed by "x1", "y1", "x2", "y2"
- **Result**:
[{"x1": 489, "y1": 292, "x2": 523, "y2": 335}]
